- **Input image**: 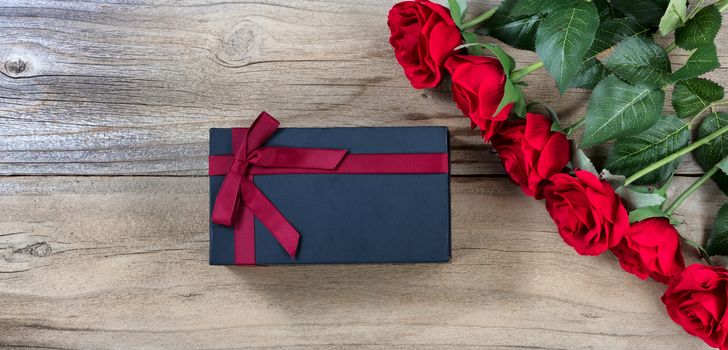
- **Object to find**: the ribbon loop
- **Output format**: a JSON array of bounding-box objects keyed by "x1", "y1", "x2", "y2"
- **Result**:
[
  {"x1": 210, "y1": 112, "x2": 347, "y2": 259},
  {"x1": 242, "y1": 112, "x2": 280, "y2": 154}
]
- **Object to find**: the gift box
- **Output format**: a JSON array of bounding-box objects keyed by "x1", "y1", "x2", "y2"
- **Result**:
[{"x1": 209, "y1": 112, "x2": 451, "y2": 265}]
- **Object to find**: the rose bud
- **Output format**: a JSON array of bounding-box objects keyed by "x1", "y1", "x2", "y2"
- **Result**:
[
  {"x1": 543, "y1": 170, "x2": 629, "y2": 256},
  {"x1": 662, "y1": 264, "x2": 728, "y2": 349},
  {"x1": 491, "y1": 113, "x2": 570, "y2": 198},
  {"x1": 611, "y1": 217, "x2": 685, "y2": 284},
  {"x1": 388, "y1": 0, "x2": 462, "y2": 89},
  {"x1": 444, "y1": 54, "x2": 513, "y2": 141}
]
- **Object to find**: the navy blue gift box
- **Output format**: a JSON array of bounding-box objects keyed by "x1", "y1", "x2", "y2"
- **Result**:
[{"x1": 209, "y1": 113, "x2": 451, "y2": 265}]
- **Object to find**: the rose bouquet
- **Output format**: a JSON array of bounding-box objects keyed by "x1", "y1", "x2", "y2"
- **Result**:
[{"x1": 388, "y1": 0, "x2": 728, "y2": 347}]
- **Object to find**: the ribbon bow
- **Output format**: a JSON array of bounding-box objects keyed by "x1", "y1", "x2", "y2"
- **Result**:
[{"x1": 211, "y1": 112, "x2": 347, "y2": 258}]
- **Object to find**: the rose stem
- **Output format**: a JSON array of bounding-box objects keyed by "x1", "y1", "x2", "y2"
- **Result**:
[
  {"x1": 687, "y1": 0, "x2": 706, "y2": 18},
  {"x1": 624, "y1": 124, "x2": 728, "y2": 186},
  {"x1": 461, "y1": 8, "x2": 497, "y2": 30},
  {"x1": 687, "y1": 101, "x2": 728, "y2": 131},
  {"x1": 665, "y1": 42, "x2": 677, "y2": 53},
  {"x1": 665, "y1": 165, "x2": 720, "y2": 215},
  {"x1": 510, "y1": 61, "x2": 544, "y2": 83},
  {"x1": 682, "y1": 236, "x2": 712, "y2": 264},
  {"x1": 565, "y1": 117, "x2": 586, "y2": 136}
]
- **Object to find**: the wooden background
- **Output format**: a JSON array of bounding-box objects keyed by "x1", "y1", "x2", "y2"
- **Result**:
[{"x1": 1, "y1": 1, "x2": 726, "y2": 349}]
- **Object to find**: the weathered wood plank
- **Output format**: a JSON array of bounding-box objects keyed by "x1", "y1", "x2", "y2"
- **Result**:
[
  {"x1": 0, "y1": 176, "x2": 722, "y2": 349},
  {"x1": 0, "y1": 1, "x2": 725, "y2": 176}
]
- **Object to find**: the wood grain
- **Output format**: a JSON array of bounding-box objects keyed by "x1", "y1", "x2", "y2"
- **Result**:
[
  {"x1": 0, "y1": 1, "x2": 726, "y2": 176},
  {"x1": 2, "y1": 1, "x2": 727, "y2": 349},
  {"x1": 0, "y1": 176, "x2": 723, "y2": 349}
]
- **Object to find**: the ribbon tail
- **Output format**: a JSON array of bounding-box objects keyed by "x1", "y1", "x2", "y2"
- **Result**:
[
  {"x1": 233, "y1": 203, "x2": 256, "y2": 265},
  {"x1": 211, "y1": 172, "x2": 243, "y2": 227},
  {"x1": 241, "y1": 178, "x2": 300, "y2": 259},
  {"x1": 244, "y1": 112, "x2": 280, "y2": 151}
]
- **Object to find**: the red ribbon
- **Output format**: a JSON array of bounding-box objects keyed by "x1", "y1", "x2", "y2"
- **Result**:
[{"x1": 210, "y1": 112, "x2": 448, "y2": 264}]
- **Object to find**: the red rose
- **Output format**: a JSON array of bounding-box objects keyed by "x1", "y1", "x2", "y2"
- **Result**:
[
  {"x1": 388, "y1": 0, "x2": 462, "y2": 89},
  {"x1": 444, "y1": 54, "x2": 513, "y2": 141},
  {"x1": 491, "y1": 113, "x2": 570, "y2": 198},
  {"x1": 611, "y1": 217, "x2": 685, "y2": 284},
  {"x1": 543, "y1": 170, "x2": 629, "y2": 256},
  {"x1": 662, "y1": 264, "x2": 728, "y2": 349}
]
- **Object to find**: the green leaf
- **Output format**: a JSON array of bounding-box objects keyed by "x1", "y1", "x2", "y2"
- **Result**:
[
  {"x1": 600, "y1": 36, "x2": 671, "y2": 88},
  {"x1": 706, "y1": 202, "x2": 728, "y2": 256},
  {"x1": 527, "y1": 102, "x2": 561, "y2": 130},
  {"x1": 718, "y1": 155, "x2": 728, "y2": 175},
  {"x1": 481, "y1": 43, "x2": 516, "y2": 75},
  {"x1": 671, "y1": 44, "x2": 720, "y2": 82},
  {"x1": 454, "y1": 42, "x2": 516, "y2": 75},
  {"x1": 535, "y1": 2, "x2": 600, "y2": 93},
  {"x1": 512, "y1": 93, "x2": 527, "y2": 118},
  {"x1": 433, "y1": 0, "x2": 467, "y2": 15},
  {"x1": 600, "y1": 169, "x2": 667, "y2": 209},
  {"x1": 476, "y1": 1, "x2": 543, "y2": 51},
  {"x1": 672, "y1": 78, "x2": 725, "y2": 119},
  {"x1": 447, "y1": 0, "x2": 466, "y2": 28},
  {"x1": 526, "y1": 102, "x2": 558, "y2": 119},
  {"x1": 570, "y1": 141, "x2": 599, "y2": 175},
  {"x1": 611, "y1": 0, "x2": 669, "y2": 29},
  {"x1": 604, "y1": 172, "x2": 667, "y2": 213},
  {"x1": 570, "y1": 62, "x2": 608, "y2": 89},
  {"x1": 455, "y1": 0, "x2": 467, "y2": 15},
  {"x1": 605, "y1": 116, "x2": 689, "y2": 185},
  {"x1": 497, "y1": 79, "x2": 523, "y2": 116},
  {"x1": 628, "y1": 206, "x2": 673, "y2": 223},
  {"x1": 658, "y1": 0, "x2": 687, "y2": 36},
  {"x1": 695, "y1": 112, "x2": 728, "y2": 195},
  {"x1": 686, "y1": 239, "x2": 711, "y2": 258},
  {"x1": 582, "y1": 75, "x2": 666, "y2": 147},
  {"x1": 461, "y1": 32, "x2": 483, "y2": 55},
  {"x1": 675, "y1": 5, "x2": 722, "y2": 50},
  {"x1": 627, "y1": 179, "x2": 678, "y2": 223},
  {"x1": 653, "y1": 176, "x2": 673, "y2": 197},
  {"x1": 589, "y1": 18, "x2": 649, "y2": 54},
  {"x1": 718, "y1": 0, "x2": 728, "y2": 12},
  {"x1": 510, "y1": 0, "x2": 580, "y2": 17},
  {"x1": 593, "y1": 0, "x2": 624, "y2": 19},
  {"x1": 571, "y1": 18, "x2": 648, "y2": 89},
  {"x1": 616, "y1": 185, "x2": 667, "y2": 209}
]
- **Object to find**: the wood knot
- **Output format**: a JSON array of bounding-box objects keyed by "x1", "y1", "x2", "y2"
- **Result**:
[
  {"x1": 215, "y1": 20, "x2": 263, "y2": 67},
  {"x1": 4, "y1": 57, "x2": 28, "y2": 76},
  {"x1": 14, "y1": 242, "x2": 52, "y2": 257}
]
